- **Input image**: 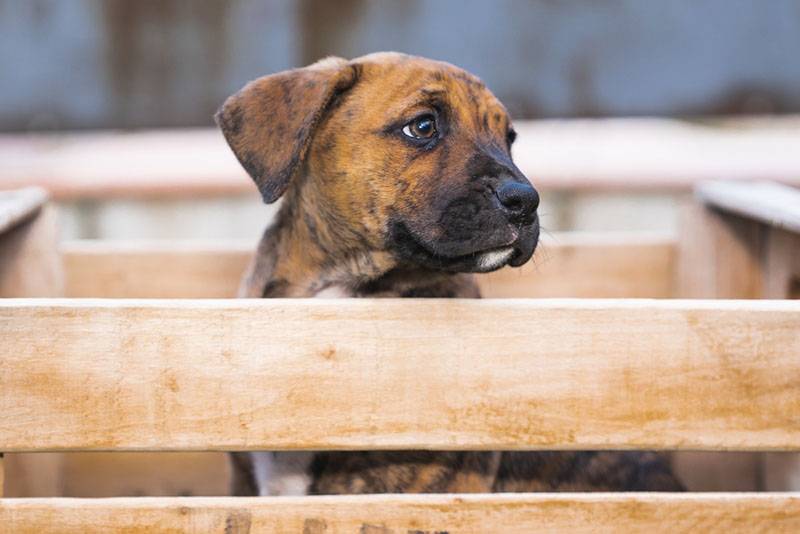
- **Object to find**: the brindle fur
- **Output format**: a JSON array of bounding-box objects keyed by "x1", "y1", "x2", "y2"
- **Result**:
[{"x1": 218, "y1": 52, "x2": 683, "y2": 495}]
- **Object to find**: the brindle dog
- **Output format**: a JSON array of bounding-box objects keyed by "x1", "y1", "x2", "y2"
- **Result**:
[{"x1": 217, "y1": 52, "x2": 683, "y2": 496}]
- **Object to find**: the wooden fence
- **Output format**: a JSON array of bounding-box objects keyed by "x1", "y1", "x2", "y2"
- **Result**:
[{"x1": 1, "y1": 180, "x2": 799, "y2": 532}]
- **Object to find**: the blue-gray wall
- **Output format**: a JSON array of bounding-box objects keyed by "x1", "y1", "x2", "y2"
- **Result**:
[{"x1": 2, "y1": 0, "x2": 799, "y2": 131}]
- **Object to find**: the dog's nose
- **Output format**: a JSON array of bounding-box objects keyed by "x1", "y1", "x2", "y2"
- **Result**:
[{"x1": 496, "y1": 181, "x2": 539, "y2": 221}]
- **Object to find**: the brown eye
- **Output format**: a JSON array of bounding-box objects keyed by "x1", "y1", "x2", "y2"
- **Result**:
[{"x1": 402, "y1": 115, "x2": 437, "y2": 140}]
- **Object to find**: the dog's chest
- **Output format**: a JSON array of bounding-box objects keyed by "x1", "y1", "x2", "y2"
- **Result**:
[{"x1": 251, "y1": 451, "x2": 313, "y2": 496}]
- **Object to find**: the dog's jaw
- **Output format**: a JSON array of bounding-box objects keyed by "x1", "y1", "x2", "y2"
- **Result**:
[{"x1": 477, "y1": 247, "x2": 515, "y2": 272}]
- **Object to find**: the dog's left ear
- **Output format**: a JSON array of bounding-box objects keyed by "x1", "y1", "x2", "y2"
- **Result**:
[{"x1": 215, "y1": 57, "x2": 359, "y2": 203}]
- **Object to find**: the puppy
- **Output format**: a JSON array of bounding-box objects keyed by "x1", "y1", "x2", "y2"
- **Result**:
[{"x1": 216, "y1": 52, "x2": 682, "y2": 495}]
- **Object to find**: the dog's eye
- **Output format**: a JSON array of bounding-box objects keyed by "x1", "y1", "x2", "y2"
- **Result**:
[
  {"x1": 506, "y1": 128, "x2": 517, "y2": 147},
  {"x1": 402, "y1": 115, "x2": 437, "y2": 140}
]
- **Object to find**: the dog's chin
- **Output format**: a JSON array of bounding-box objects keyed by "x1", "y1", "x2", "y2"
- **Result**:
[{"x1": 389, "y1": 220, "x2": 539, "y2": 274}]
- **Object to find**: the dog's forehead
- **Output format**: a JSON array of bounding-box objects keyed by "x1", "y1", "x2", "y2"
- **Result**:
[{"x1": 353, "y1": 56, "x2": 508, "y2": 122}]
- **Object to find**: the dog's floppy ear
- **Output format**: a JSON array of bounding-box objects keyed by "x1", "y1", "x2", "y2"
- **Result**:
[{"x1": 215, "y1": 57, "x2": 358, "y2": 203}]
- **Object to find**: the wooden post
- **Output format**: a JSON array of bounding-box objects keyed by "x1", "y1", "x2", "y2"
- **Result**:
[
  {"x1": 0, "y1": 188, "x2": 65, "y2": 497},
  {"x1": 674, "y1": 180, "x2": 800, "y2": 491}
]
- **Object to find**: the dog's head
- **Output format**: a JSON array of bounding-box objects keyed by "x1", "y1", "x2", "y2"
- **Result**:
[{"x1": 217, "y1": 52, "x2": 539, "y2": 273}]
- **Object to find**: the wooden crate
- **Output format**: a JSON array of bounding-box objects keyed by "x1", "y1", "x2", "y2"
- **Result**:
[{"x1": 1, "y1": 181, "x2": 799, "y2": 532}]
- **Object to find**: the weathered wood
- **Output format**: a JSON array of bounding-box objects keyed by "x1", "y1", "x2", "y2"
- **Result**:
[
  {"x1": 696, "y1": 181, "x2": 800, "y2": 234},
  {"x1": 762, "y1": 228, "x2": 800, "y2": 300},
  {"x1": 0, "y1": 187, "x2": 61, "y2": 298},
  {"x1": 59, "y1": 452, "x2": 229, "y2": 498},
  {"x1": 0, "y1": 191, "x2": 67, "y2": 498},
  {"x1": 61, "y1": 233, "x2": 676, "y2": 299},
  {"x1": 676, "y1": 183, "x2": 800, "y2": 490},
  {"x1": 0, "y1": 187, "x2": 48, "y2": 233},
  {"x1": 62, "y1": 240, "x2": 253, "y2": 299},
  {"x1": 0, "y1": 206, "x2": 64, "y2": 298},
  {"x1": 3, "y1": 454, "x2": 65, "y2": 498},
  {"x1": 481, "y1": 232, "x2": 675, "y2": 298},
  {"x1": 1, "y1": 299, "x2": 798, "y2": 452},
  {"x1": 1, "y1": 494, "x2": 799, "y2": 533},
  {"x1": 676, "y1": 202, "x2": 763, "y2": 299},
  {"x1": 674, "y1": 200, "x2": 764, "y2": 490},
  {"x1": 3, "y1": 117, "x2": 800, "y2": 199}
]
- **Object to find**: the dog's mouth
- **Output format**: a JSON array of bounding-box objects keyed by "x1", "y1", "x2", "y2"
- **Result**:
[{"x1": 389, "y1": 219, "x2": 539, "y2": 273}]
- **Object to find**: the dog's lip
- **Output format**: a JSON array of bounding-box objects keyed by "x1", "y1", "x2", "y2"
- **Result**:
[
  {"x1": 391, "y1": 219, "x2": 534, "y2": 272},
  {"x1": 413, "y1": 233, "x2": 517, "y2": 262}
]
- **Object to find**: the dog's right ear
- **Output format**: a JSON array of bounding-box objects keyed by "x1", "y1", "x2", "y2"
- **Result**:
[{"x1": 215, "y1": 57, "x2": 358, "y2": 203}]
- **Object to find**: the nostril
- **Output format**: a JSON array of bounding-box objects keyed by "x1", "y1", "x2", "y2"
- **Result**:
[{"x1": 496, "y1": 182, "x2": 540, "y2": 218}]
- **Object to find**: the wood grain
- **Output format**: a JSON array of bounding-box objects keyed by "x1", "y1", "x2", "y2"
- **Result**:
[
  {"x1": 1, "y1": 298, "x2": 798, "y2": 452},
  {"x1": 61, "y1": 233, "x2": 676, "y2": 299},
  {"x1": 1, "y1": 494, "x2": 799, "y2": 533}
]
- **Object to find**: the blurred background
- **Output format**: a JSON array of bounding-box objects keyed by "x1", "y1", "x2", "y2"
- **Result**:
[
  {"x1": 4, "y1": 0, "x2": 800, "y2": 129},
  {"x1": 1, "y1": 0, "x2": 799, "y2": 239}
]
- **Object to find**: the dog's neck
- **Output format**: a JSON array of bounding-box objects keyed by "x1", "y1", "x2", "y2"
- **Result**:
[{"x1": 239, "y1": 188, "x2": 478, "y2": 299}]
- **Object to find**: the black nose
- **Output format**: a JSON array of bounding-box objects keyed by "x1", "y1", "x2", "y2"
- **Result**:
[{"x1": 496, "y1": 181, "x2": 539, "y2": 222}]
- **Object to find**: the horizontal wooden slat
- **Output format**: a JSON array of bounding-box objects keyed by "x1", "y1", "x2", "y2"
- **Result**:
[
  {"x1": 3, "y1": 116, "x2": 800, "y2": 199},
  {"x1": 62, "y1": 240, "x2": 253, "y2": 299},
  {"x1": 696, "y1": 180, "x2": 800, "y2": 234},
  {"x1": 1, "y1": 299, "x2": 798, "y2": 452},
  {"x1": 61, "y1": 233, "x2": 676, "y2": 298},
  {"x1": 480, "y1": 232, "x2": 675, "y2": 298},
  {"x1": 2, "y1": 494, "x2": 799, "y2": 533}
]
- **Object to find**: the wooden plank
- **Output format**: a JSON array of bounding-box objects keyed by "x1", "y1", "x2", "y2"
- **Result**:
[
  {"x1": 513, "y1": 115, "x2": 800, "y2": 192},
  {"x1": 0, "y1": 192, "x2": 67, "y2": 498},
  {"x1": 0, "y1": 206, "x2": 64, "y2": 298},
  {"x1": 2, "y1": 116, "x2": 800, "y2": 200},
  {"x1": 62, "y1": 240, "x2": 252, "y2": 299},
  {"x1": 675, "y1": 189, "x2": 800, "y2": 491},
  {"x1": 61, "y1": 233, "x2": 676, "y2": 299},
  {"x1": 676, "y1": 202, "x2": 763, "y2": 299},
  {"x1": 674, "y1": 201, "x2": 765, "y2": 490},
  {"x1": 0, "y1": 187, "x2": 48, "y2": 233},
  {"x1": 695, "y1": 181, "x2": 800, "y2": 234},
  {"x1": 60, "y1": 452, "x2": 229, "y2": 498},
  {"x1": 1, "y1": 298, "x2": 798, "y2": 452},
  {"x1": 0, "y1": 130, "x2": 254, "y2": 200},
  {"x1": 481, "y1": 232, "x2": 675, "y2": 298},
  {"x1": 762, "y1": 228, "x2": 800, "y2": 300},
  {"x1": 1, "y1": 494, "x2": 799, "y2": 533},
  {"x1": 3, "y1": 454, "x2": 65, "y2": 498}
]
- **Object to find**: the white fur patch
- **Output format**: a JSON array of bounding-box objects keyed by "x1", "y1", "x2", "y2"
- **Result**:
[
  {"x1": 477, "y1": 247, "x2": 514, "y2": 271},
  {"x1": 251, "y1": 451, "x2": 313, "y2": 496},
  {"x1": 313, "y1": 285, "x2": 351, "y2": 298}
]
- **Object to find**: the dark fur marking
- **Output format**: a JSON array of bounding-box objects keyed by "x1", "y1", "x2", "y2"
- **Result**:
[
  {"x1": 216, "y1": 104, "x2": 244, "y2": 136},
  {"x1": 241, "y1": 152, "x2": 266, "y2": 182},
  {"x1": 261, "y1": 279, "x2": 289, "y2": 297}
]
